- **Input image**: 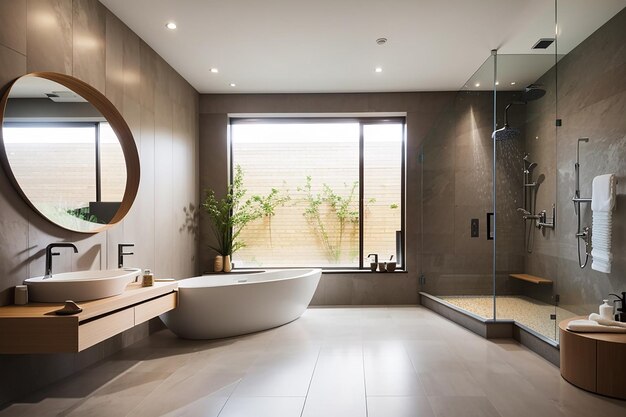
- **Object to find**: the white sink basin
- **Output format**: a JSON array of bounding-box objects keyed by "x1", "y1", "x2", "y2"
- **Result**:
[{"x1": 24, "y1": 268, "x2": 142, "y2": 302}]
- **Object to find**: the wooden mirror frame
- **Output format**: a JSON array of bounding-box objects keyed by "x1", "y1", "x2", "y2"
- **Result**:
[{"x1": 0, "y1": 72, "x2": 140, "y2": 233}]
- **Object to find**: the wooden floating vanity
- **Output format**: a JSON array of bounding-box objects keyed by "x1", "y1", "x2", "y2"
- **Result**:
[{"x1": 0, "y1": 281, "x2": 177, "y2": 354}]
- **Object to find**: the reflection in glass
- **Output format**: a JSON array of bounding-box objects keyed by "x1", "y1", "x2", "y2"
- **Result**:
[{"x1": 1, "y1": 76, "x2": 128, "y2": 232}]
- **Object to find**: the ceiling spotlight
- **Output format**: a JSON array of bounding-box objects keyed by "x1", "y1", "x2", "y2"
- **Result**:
[
  {"x1": 210, "y1": 68, "x2": 219, "y2": 73},
  {"x1": 375, "y1": 67, "x2": 383, "y2": 73},
  {"x1": 475, "y1": 83, "x2": 480, "y2": 87},
  {"x1": 510, "y1": 81, "x2": 516, "y2": 85},
  {"x1": 376, "y1": 37, "x2": 388, "y2": 45},
  {"x1": 165, "y1": 22, "x2": 177, "y2": 30},
  {"x1": 495, "y1": 81, "x2": 500, "y2": 86},
  {"x1": 229, "y1": 83, "x2": 236, "y2": 87}
]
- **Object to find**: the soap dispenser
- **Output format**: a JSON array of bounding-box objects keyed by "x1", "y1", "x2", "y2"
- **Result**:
[{"x1": 599, "y1": 299, "x2": 613, "y2": 320}]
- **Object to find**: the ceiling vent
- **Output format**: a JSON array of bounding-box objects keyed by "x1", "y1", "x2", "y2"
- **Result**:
[
  {"x1": 532, "y1": 38, "x2": 555, "y2": 49},
  {"x1": 46, "y1": 91, "x2": 87, "y2": 103}
]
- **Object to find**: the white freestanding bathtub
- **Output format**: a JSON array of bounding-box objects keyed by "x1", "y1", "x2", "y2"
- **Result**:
[{"x1": 161, "y1": 269, "x2": 321, "y2": 339}]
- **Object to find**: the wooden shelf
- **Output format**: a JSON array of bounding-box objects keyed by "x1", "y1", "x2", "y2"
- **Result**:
[
  {"x1": 560, "y1": 317, "x2": 626, "y2": 400},
  {"x1": 0, "y1": 281, "x2": 177, "y2": 354},
  {"x1": 509, "y1": 273, "x2": 553, "y2": 285}
]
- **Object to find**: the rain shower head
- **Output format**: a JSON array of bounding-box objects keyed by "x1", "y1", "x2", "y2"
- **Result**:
[
  {"x1": 522, "y1": 84, "x2": 546, "y2": 101},
  {"x1": 492, "y1": 86, "x2": 545, "y2": 141},
  {"x1": 492, "y1": 125, "x2": 521, "y2": 141},
  {"x1": 493, "y1": 102, "x2": 522, "y2": 140}
]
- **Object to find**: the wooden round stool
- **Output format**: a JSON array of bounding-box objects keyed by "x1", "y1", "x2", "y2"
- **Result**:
[{"x1": 560, "y1": 317, "x2": 626, "y2": 400}]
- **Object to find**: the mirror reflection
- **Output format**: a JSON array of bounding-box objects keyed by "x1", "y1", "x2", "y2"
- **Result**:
[{"x1": 1, "y1": 76, "x2": 127, "y2": 232}]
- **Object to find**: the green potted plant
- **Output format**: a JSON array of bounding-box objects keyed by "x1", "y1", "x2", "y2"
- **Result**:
[{"x1": 203, "y1": 165, "x2": 289, "y2": 272}]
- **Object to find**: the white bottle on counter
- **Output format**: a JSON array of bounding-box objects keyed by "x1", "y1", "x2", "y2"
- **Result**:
[{"x1": 600, "y1": 299, "x2": 613, "y2": 320}]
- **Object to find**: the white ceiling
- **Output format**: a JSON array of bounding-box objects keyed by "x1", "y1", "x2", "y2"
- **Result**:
[{"x1": 99, "y1": 0, "x2": 625, "y2": 94}]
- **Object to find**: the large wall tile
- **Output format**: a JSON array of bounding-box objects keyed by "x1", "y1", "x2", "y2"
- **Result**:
[
  {"x1": 26, "y1": 0, "x2": 72, "y2": 74},
  {"x1": 523, "y1": 8, "x2": 626, "y2": 315},
  {"x1": 104, "y1": 9, "x2": 124, "y2": 110},
  {"x1": 154, "y1": 89, "x2": 174, "y2": 278},
  {"x1": 72, "y1": 0, "x2": 105, "y2": 92},
  {"x1": 0, "y1": 0, "x2": 27, "y2": 54}
]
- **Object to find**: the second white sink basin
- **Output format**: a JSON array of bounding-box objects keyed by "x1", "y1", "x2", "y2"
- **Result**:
[{"x1": 25, "y1": 268, "x2": 142, "y2": 302}]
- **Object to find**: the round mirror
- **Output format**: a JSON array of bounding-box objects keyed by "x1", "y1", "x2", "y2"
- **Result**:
[{"x1": 0, "y1": 72, "x2": 139, "y2": 233}]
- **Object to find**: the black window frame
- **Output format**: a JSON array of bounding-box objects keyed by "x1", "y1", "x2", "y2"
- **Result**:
[
  {"x1": 229, "y1": 116, "x2": 406, "y2": 271},
  {"x1": 4, "y1": 121, "x2": 108, "y2": 202}
]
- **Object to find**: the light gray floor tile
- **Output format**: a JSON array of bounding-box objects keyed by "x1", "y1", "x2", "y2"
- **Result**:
[
  {"x1": 428, "y1": 396, "x2": 501, "y2": 417},
  {"x1": 367, "y1": 396, "x2": 435, "y2": 417},
  {"x1": 218, "y1": 397, "x2": 304, "y2": 417},
  {"x1": 1, "y1": 307, "x2": 622, "y2": 417}
]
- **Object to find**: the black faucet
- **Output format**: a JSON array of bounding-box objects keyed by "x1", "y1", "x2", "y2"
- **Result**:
[
  {"x1": 609, "y1": 292, "x2": 626, "y2": 322},
  {"x1": 367, "y1": 253, "x2": 379, "y2": 264},
  {"x1": 45, "y1": 243, "x2": 78, "y2": 278},
  {"x1": 118, "y1": 244, "x2": 134, "y2": 268}
]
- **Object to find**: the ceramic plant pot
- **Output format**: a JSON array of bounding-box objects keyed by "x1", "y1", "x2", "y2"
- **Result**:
[
  {"x1": 214, "y1": 255, "x2": 223, "y2": 272},
  {"x1": 223, "y1": 255, "x2": 232, "y2": 273}
]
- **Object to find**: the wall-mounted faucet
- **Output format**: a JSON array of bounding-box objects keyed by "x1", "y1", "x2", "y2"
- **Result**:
[
  {"x1": 367, "y1": 254, "x2": 378, "y2": 264},
  {"x1": 609, "y1": 292, "x2": 625, "y2": 322},
  {"x1": 118, "y1": 244, "x2": 134, "y2": 268},
  {"x1": 44, "y1": 243, "x2": 78, "y2": 278}
]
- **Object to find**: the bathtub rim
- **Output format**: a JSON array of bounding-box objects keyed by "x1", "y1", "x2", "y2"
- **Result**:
[{"x1": 178, "y1": 268, "x2": 322, "y2": 289}]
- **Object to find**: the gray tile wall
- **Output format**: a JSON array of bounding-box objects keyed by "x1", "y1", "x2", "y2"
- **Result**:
[
  {"x1": 198, "y1": 92, "x2": 455, "y2": 305},
  {"x1": 523, "y1": 8, "x2": 626, "y2": 315},
  {"x1": 420, "y1": 90, "x2": 525, "y2": 298},
  {"x1": 0, "y1": 0, "x2": 199, "y2": 406}
]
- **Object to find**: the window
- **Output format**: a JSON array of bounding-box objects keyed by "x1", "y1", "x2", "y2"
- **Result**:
[{"x1": 231, "y1": 118, "x2": 405, "y2": 269}]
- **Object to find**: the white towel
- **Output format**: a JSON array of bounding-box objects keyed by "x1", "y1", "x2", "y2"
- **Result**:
[
  {"x1": 591, "y1": 174, "x2": 616, "y2": 212},
  {"x1": 567, "y1": 319, "x2": 626, "y2": 333},
  {"x1": 588, "y1": 313, "x2": 626, "y2": 328},
  {"x1": 591, "y1": 174, "x2": 616, "y2": 273}
]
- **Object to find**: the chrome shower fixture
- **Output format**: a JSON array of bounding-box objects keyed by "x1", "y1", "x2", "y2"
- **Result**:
[
  {"x1": 573, "y1": 138, "x2": 592, "y2": 268},
  {"x1": 492, "y1": 86, "x2": 546, "y2": 141},
  {"x1": 519, "y1": 154, "x2": 555, "y2": 253}
]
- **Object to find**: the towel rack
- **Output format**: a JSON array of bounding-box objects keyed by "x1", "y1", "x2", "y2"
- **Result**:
[{"x1": 573, "y1": 138, "x2": 591, "y2": 268}]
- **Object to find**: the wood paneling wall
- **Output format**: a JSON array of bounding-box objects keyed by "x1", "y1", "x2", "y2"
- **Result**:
[{"x1": 0, "y1": 0, "x2": 198, "y2": 406}]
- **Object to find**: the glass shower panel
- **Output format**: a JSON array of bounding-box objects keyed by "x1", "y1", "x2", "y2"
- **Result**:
[
  {"x1": 492, "y1": 53, "x2": 559, "y2": 341},
  {"x1": 420, "y1": 55, "x2": 496, "y2": 320}
]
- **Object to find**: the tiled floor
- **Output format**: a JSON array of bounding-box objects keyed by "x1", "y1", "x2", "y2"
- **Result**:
[
  {"x1": 1, "y1": 307, "x2": 625, "y2": 417},
  {"x1": 439, "y1": 295, "x2": 578, "y2": 341}
]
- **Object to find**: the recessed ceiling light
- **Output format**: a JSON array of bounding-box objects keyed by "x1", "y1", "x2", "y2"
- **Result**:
[
  {"x1": 376, "y1": 38, "x2": 388, "y2": 45},
  {"x1": 165, "y1": 22, "x2": 177, "y2": 30},
  {"x1": 375, "y1": 67, "x2": 383, "y2": 73},
  {"x1": 495, "y1": 81, "x2": 500, "y2": 86},
  {"x1": 210, "y1": 68, "x2": 219, "y2": 73},
  {"x1": 229, "y1": 83, "x2": 236, "y2": 87},
  {"x1": 475, "y1": 83, "x2": 480, "y2": 87},
  {"x1": 510, "y1": 81, "x2": 516, "y2": 85}
]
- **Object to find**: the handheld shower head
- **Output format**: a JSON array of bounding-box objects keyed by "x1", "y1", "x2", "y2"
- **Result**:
[{"x1": 526, "y1": 162, "x2": 538, "y2": 172}]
